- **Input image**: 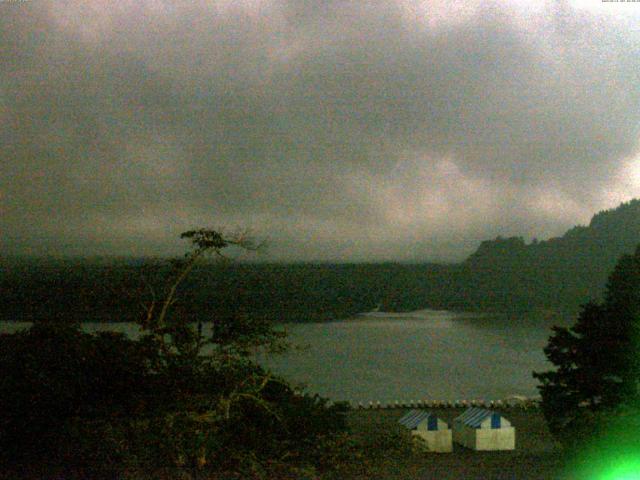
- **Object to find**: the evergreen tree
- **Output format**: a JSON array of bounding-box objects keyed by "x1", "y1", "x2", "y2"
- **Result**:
[{"x1": 534, "y1": 245, "x2": 640, "y2": 440}]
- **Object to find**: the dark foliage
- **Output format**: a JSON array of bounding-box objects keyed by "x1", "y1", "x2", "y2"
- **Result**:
[
  {"x1": 0, "y1": 230, "x2": 355, "y2": 479},
  {"x1": 0, "y1": 323, "x2": 155, "y2": 475},
  {"x1": 533, "y1": 245, "x2": 640, "y2": 444}
]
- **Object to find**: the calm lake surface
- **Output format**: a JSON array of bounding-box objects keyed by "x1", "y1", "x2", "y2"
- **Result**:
[
  {"x1": 1, "y1": 309, "x2": 560, "y2": 403},
  {"x1": 260, "y1": 310, "x2": 558, "y2": 403}
]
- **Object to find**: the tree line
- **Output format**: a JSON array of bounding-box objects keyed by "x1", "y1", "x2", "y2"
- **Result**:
[{"x1": 3, "y1": 199, "x2": 640, "y2": 322}]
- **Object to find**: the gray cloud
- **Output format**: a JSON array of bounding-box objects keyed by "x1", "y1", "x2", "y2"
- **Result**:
[{"x1": 2, "y1": 0, "x2": 640, "y2": 261}]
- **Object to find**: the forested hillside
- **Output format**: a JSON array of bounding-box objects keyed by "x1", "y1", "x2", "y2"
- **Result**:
[
  {"x1": 2, "y1": 199, "x2": 640, "y2": 322},
  {"x1": 0, "y1": 259, "x2": 450, "y2": 323},
  {"x1": 443, "y1": 199, "x2": 640, "y2": 313}
]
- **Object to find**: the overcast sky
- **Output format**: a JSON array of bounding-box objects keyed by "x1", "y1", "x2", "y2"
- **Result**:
[{"x1": 2, "y1": 0, "x2": 640, "y2": 261}]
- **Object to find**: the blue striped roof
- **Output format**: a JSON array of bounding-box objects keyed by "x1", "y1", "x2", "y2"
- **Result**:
[
  {"x1": 455, "y1": 408, "x2": 502, "y2": 429},
  {"x1": 398, "y1": 410, "x2": 440, "y2": 430}
]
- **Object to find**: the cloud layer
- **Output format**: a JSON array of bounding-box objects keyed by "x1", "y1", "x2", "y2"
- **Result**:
[{"x1": 3, "y1": 0, "x2": 640, "y2": 261}]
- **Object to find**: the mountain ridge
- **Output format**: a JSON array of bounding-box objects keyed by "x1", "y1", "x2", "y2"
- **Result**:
[
  {"x1": 2, "y1": 199, "x2": 640, "y2": 322},
  {"x1": 414, "y1": 199, "x2": 640, "y2": 314}
]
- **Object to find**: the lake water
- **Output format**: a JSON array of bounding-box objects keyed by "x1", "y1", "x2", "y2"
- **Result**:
[
  {"x1": 1, "y1": 309, "x2": 560, "y2": 403},
  {"x1": 260, "y1": 310, "x2": 557, "y2": 403}
]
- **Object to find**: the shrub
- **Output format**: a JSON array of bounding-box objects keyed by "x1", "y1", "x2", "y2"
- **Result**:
[
  {"x1": 0, "y1": 229, "x2": 357, "y2": 479},
  {"x1": 0, "y1": 322, "x2": 153, "y2": 468}
]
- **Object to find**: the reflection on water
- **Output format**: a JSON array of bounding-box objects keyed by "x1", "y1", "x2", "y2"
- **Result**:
[
  {"x1": 0, "y1": 309, "x2": 558, "y2": 402},
  {"x1": 259, "y1": 310, "x2": 556, "y2": 402}
]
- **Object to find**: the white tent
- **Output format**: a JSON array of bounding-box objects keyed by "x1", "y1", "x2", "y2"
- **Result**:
[
  {"x1": 398, "y1": 409, "x2": 452, "y2": 453},
  {"x1": 453, "y1": 407, "x2": 515, "y2": 451}
]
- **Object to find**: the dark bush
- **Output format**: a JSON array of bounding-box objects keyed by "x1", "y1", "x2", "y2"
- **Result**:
[
  {"x1": 0, "y1": 323, "x2": 153, "y2": 466},
  {"x1": 0, "y1": 231, "x2": 359, "y2": 479},
  {"x1": 0, "y1": 322, "x2": 354, "y2": 479}
]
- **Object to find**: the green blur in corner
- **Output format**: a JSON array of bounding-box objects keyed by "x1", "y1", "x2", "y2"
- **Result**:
[
  {"x1": 564, "y1": 412, "x2": 640, "y2": 480},
  {"x1": 595, "y1": 453, "x2": 640, "y2": 480},
  {"x1": 603, "y1": 461, "x2": 640, "y2": 480}
]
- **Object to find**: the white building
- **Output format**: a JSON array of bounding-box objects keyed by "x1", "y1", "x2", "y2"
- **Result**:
[
  {"x1": 453, "y1": 407, "x2": 515, "y2": 451},
  {"x1": 398, "y1": 409, "x2": 452, "y2": 453}
]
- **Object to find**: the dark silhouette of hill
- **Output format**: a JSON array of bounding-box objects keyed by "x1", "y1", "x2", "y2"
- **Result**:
[
  {"x1": 435, "y1": 199, "x2": 640, "y2": 314},
  {"x1": 1, "y1": 199, "x2": 639, "y2": 322}
]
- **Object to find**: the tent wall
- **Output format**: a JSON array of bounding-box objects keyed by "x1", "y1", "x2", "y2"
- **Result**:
[
  {"x1": 475, "y1": 427, "x2": 515, "y2": 450},
  {"x1": 453, "y1": 424, "x2": 515, "y2": 451},
  {"x1": 412, "y1": 429, "x2": 453, "y2": 453}
]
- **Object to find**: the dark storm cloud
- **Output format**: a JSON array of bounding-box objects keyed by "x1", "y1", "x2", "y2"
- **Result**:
[{"x1": 2, "y1": 0, "x2": 640, "y2": 260}]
